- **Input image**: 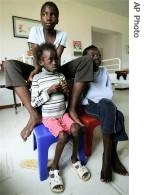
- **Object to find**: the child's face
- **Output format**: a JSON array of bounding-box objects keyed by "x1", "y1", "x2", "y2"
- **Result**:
[
  {"x1": 87, "y1": 49, "x2": 101, "y2": 66},
  {"x1": 41, "y1": 5, "x2": 58, "y2": 30},
  {"x1": 87, "y1": 48, "x2": 101, "y2": 72},
  {"x1": 41, "y1": 49, "x2": 59, "y2": 72}
]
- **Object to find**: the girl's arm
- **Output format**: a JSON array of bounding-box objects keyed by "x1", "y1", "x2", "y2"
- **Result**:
[
  {"x1": 55, "y1": 45, "x2": 65, "y2": 66},
  {"x1": 56, "y1": 31, "x2": 67, "y2": 65},
  {"x1": 57, "y1": 45, "x2": 65, "y2": 59},
  {"x1": 28, "y1": 43, "x2": 41, "y2": 81},
  {"x1": 31, "y1": 76, "x2": 50, "y2": 108}
]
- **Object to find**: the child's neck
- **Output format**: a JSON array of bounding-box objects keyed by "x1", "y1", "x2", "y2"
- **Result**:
[
  {"x1": 43, "y1": 28, "x2": 56, "y2": 44},
  {"x1": 43, "y1": 28, "x2": 56, "y2": 35}
]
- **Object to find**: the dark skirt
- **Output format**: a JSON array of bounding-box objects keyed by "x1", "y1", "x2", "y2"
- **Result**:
[{"x1": 83, "y1": 98, "x2": 128, "y2": 142}]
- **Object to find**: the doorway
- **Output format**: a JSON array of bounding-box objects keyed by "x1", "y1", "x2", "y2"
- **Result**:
[{"x1": 91, "y1": 27, "x2": 122, "y2": 61}]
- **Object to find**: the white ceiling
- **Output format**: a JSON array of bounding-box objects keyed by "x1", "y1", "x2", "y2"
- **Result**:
[{"x1": 66, "y1": 0, "x2": 129, "y2": 18}]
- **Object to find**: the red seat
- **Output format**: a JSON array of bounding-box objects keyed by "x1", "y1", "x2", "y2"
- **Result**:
[
  {"x1": 68, "y1": 84, "x2": 101, "y2": 156},
  {"x1": 78, "y1": 108, "x2": 100, "y2": 156}
]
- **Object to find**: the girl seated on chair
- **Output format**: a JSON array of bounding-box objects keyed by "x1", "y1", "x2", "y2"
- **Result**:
[
  {"x1": 81, "y1": 45, "x2": 129, "y2": 183},
  {"x1": 31, "y1": 43, "x2": 91, "y2": 193}
]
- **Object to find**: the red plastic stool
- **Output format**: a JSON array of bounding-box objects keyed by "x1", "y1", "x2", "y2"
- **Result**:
[
  {"x1": 68, "y1": 84, "x2": 101, "y2": 156},
  {"x1": 79, "y1": 109, "x2": 100, "y2": 156}
]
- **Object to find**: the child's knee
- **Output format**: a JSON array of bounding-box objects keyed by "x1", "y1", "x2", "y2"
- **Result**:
[
  {"x1": 58, "y1": 132, "x2": 68, "y2": 143},
  {"x1": 71, "y1": 123, "x2": 80, "y2": 136}
]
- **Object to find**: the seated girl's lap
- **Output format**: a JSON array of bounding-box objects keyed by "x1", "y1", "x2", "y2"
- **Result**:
[{"x1": 42, "y1": 113, "x2": 74, "y2": 137}]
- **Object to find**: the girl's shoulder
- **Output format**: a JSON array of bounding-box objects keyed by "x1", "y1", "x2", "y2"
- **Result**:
[
  {"x1": 55, "y1": 30, "x2": 67, "y2": 37},
  {"x1": 30, "y1": 25, "x2": 43, "y2": 33}
]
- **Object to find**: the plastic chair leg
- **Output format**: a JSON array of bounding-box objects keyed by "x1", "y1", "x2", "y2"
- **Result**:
[
  {"x1": 37, "y1": 140, "x2": 49, "y2": 181},
  {"x1": 84, "y1": 127, "x2": 94, "y2": 156},
  {"x1": 78, "y1": 128, "x2": 87, "y2": 165}
]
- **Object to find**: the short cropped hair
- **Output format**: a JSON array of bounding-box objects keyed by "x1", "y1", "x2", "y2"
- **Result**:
[
  {"x1": 83, "y1": 45, "x2": 99, "y2": 56},
  {"x1": 40, "y1": 1, "x2": 59, "y2": 17}
]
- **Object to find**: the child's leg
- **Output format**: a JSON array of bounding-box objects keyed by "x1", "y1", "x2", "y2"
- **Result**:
[
  {"x1": 48, "y1": 130, "x2": 68, "y2": 192},
  {"x1": 101, "y1": 135, "x2": 129, "y2": 183},
  {"x1": 15, "y1": 86, "x2": 42, "y2": 141},
  {"x1": 70, "y1": 123, "x2": 80, "y2": 163},
  {"x1": 69, "y1": 82, "x2": 85, "y2": 126},
  {"x1": 70, "y1": 124, "x2": 91, "y2": 181},
  {"x1": 101, "y1": 133, "x2": 113, "y2": 182},
  {"x1": 111, "y1": 142, "x2": 129, "y2": 175},
  {"x1": 4, "y1": 60, "x2": 41, "y2": 141},
  {"x1": 84, "y1": 99, "x2": 128, "y2": 182},
  {"x1": 111, "y1": 110, "x2": 128, "y2": 175},
  {"x1": 51, "y1": 132, "x2": 69, "y2": 170},
  {"x1": 60, "y1": 56, "x2": 93, "y2": 126}
]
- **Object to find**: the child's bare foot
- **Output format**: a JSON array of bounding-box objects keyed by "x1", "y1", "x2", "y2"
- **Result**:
[
  {"x1": 100, "y1": 162, "x2": 112, "y2": 182},
  {"x1": 20, "y1": 112, "x2": 42, "y2": 141},
  {"x1": 69, "y1": 110, "x2": 84, "y2": 126},
  {"x1": 112, "y1": 155, "x2": 129, "y2": 176}
]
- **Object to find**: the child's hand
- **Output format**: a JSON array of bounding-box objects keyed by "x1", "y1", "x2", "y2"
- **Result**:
[
  {"x1": 48, "y1": 84, "x2": 61, "y2": 94},
  {"x1": 60, "y1": 80, "x2": 68, "y2": 93},
  {"x1": 28, "y1": 67, "x2": 41, "y2": 81}
]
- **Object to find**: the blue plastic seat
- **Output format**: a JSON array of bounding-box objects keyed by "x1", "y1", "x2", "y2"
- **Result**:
[{"x1": 33, "y1": 123, "x2": 87, "y2": 181}]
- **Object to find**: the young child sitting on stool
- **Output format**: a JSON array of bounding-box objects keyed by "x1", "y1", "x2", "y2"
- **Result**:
[{"x1": 31, "y1": 43, "x2": 91, "y2": 193}]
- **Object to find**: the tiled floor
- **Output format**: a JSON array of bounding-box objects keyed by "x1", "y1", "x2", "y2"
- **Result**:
[{"x1": 0, "y1": 90, "x2": 129, "y2": 195}]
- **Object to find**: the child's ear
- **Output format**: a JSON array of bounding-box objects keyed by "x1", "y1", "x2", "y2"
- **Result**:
[
  {"x1": 39, "y1": 60, "x2": 44, "y2": 66},
  {"x1": 56, "y1": 18, "x2": 59, "y2": 24}
]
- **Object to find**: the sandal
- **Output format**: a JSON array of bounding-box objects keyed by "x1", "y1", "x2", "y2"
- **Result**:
[
  {"x1": 72, "y1": 161, "x2": 91, "y2": 181},
  {"x1": 48, "y1": 169, "x2": 64, "y2": 193}
]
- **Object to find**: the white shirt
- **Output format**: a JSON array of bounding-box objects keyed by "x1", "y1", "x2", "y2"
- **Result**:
[
  {"x1": 82, "y1": 67, "x2": 113, "y2": 105},
  {"x1": 28, "y1": 25, "x2": 67, "y2": 48}
]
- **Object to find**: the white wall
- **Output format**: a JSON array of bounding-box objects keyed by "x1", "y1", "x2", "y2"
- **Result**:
[
  {"x1": 0, "y1": 0, "x2": 3, "y2": 61},
  {"x1": 0, "y1": 0, "x2": 129, "y2": 105},
  {"x1": 92, "y1": 31, "x2": 122, "y2": 60},
  {"x1": 0, "y1": 0, "x2": 128, "y2": 63}
]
